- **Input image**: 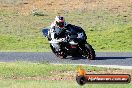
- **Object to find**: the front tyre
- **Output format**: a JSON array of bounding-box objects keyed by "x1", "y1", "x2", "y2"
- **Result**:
[
  {"x1": 84, "y1": 43, "x2": 95, "y2": 60},
  {"x1": 50, "y1": 44, "x2": 67, "y2": 59}
]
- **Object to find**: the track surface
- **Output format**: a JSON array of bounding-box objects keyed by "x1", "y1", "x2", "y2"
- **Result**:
[{"x1": 0, "y1": 52, "x2": 132, "y2": 66}]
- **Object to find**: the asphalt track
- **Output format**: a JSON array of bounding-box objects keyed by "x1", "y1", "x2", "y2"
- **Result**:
[{"x1": 0, "y1": 52, "x2": 132, "y2": 68}]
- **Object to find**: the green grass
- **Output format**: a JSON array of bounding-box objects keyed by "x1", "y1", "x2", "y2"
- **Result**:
[
  {"x1": 0, "y1": 62, "x2": 107, "y2": 78},
  {"x1": 0, "y1": 5, "x2": 132, "y2": 52},
  {"x1": 0, "y1": 79, "x2": 132, "y2": 88},
  {"x1": 0, "y1": 10, "x2": 51, "y2": 52}
]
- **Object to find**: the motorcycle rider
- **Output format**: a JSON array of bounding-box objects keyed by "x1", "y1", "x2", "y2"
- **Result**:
[
  {"x1": 48, "y1": 16, "x2": 87, "y2": 52},
  {"x1": 47, "y1": 16, "x2": 68, "y2": 52}
]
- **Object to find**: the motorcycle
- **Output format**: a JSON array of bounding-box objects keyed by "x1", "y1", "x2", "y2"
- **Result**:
[{"x1": 42, "y1": 26, "x2": 95, "y2": 60}]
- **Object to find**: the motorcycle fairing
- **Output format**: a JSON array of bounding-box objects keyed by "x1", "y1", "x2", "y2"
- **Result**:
[{"x1": 42, "y1": 27, "x2": 50, "y2": 37}]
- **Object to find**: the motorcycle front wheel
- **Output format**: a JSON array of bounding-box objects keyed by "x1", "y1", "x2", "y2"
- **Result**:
[
  {"x1": 83, "y1": 43, "x2": 96, "y2": 60},
  {"x1": 50, "y1": 44, "x2": 67, "y2": 59}
]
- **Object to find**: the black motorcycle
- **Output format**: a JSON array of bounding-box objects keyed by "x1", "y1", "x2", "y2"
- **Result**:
[{"x1": 42, "y1": 25, "x2": 95, "y2": 60}]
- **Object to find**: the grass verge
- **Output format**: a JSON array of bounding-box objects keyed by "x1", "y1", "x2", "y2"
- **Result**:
[{"x1": 0, "y1": 62, "x2": 107, "y2": 78}]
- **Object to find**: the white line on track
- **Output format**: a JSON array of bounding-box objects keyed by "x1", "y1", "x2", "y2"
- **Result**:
[{"x1": 51, "y1": 63, "x2": 132, "y2": 69}]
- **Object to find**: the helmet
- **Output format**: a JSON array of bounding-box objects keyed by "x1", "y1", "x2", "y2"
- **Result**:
[{"x1": 55, "y1": 16, "x2": 65, "y2": 28}]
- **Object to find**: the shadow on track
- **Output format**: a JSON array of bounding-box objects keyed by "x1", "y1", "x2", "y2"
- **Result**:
[
  {"x1": 96, "y1": 57, "x2": 132, "y2": 60},
  {"x1": 64, "y1": 56, "x2": 132, "y2": 60}
]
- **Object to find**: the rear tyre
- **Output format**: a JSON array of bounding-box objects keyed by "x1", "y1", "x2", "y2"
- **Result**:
[{"x1": 84, "y1": 43, "x2": 95, "y2": 60}]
